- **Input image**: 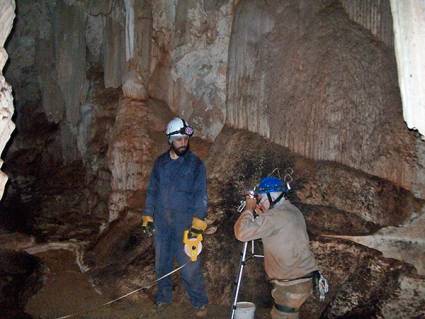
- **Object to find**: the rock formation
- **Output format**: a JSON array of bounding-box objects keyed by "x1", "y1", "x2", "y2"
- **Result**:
[
  {"x1": 0, "y1": 0, "x2": 16, "y2": 200},
  {"x1": 390, "y1": 0, "x2": 425, "y2": 139},
  {"x1": 149, "y1": 0, "x2": 233, "y2": 140},
  {"x1": 206, "y1": 127, "x2": 425, "y2": 317},
  {"x1": 1, "y1": 0, "x2": 425, "y2": 318},
  {"x1": 227, "y1": 0, "x2": 425, "y2": 198}
]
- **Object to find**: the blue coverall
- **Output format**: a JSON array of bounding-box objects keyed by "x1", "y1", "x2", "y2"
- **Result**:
[{"x1": 144, "y1": 150, "x2": 208, "y2": 307}]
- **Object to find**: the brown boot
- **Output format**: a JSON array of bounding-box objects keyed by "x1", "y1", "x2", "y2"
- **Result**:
[{"x1": 194, "y1": 305, "x2": 208, "y2": 318}]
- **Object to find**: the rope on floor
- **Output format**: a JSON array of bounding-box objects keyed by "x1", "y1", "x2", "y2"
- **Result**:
[{"x1": 54, "y1": 262, "x2": 188, "y2": 319}]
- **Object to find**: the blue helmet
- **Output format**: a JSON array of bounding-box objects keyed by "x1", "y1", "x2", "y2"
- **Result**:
[{"x1": 255, "y1": 176, "x2": 288, "y2": 195}]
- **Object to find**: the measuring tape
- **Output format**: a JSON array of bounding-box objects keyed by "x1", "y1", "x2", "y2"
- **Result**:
[{"x1": 54, "y1": 262, "x2": 188, "y2": 319}]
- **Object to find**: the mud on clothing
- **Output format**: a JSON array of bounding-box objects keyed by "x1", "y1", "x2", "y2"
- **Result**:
[
  {"x1": 144, "y1": 150, "x2": 208, "y2": 307},
  {"x1": 270, "y1": 278, "x2": 313, "y2": 319}
]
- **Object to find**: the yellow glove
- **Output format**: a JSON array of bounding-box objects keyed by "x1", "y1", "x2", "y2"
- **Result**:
[
  {"x1": 141, "y1": 215, "x2": 154, "y2": 237},
  {"x1": 183, "y1": 217, "x2": 207, "y2": 262}
]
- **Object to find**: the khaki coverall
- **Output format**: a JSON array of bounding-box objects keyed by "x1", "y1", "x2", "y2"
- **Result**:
[{"x1": 234, "y1": 199, "x2": 317, "y2": 319}]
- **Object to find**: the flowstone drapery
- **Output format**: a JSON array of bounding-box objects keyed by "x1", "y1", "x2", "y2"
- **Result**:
[{"x1": 0, "y1": 0, "x2": 16, "y2": 200}]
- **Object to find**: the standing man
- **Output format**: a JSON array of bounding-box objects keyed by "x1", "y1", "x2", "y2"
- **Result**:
[
  {"x1": 141, "y1": 117, "x2": 208, "y2": 317},
  {"x1": 234, "y1": 176, "x2": 319, "y2": 319}
]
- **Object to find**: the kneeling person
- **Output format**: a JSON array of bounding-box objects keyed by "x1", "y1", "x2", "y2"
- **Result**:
[{"x1": 234, "y1": 177, "x2": 317, "y2": 319}]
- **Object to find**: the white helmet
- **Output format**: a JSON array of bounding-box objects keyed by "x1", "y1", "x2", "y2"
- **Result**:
[{"x1": 165, "y1": 117, "x2": 194, "y2": 140}]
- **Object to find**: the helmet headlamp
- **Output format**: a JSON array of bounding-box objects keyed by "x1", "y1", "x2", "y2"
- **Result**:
[{"x1": 167, "y1": 121, "x2": 194, "y2": 137}]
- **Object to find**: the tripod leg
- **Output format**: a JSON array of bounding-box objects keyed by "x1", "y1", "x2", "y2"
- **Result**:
[{"x1": 230, "y1": 241, "x2": 248, "y2": 319}]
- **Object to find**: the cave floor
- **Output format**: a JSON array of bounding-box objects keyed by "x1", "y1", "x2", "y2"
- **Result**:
[{"x1": 25, "y1": 249, "x2": 271, "y2": 319}]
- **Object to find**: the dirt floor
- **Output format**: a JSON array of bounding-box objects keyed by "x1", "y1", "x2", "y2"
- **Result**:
[{"x1": 25, "y1": 250, "x2": 271, "y2": 319}]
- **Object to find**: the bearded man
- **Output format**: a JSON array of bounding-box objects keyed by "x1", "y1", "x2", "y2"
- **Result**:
[{"x1": 141, "y1": 117, "x2": 208, "y2": 317}]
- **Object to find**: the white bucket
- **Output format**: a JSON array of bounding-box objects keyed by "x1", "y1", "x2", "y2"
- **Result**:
[{"x1": 235, "y1": 301, "x2": 256, "y2": 319}]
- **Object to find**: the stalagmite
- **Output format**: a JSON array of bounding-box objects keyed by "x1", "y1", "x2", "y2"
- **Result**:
[
  {"x1": 390, "y1": 0, "x2": 425, "y2": 138},
  {"x1": 122, "y1": 0, "x2": 151, "y2": 100}
]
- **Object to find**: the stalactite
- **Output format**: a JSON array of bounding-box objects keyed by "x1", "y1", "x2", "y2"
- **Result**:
[{"x1": 124, "y1": 0, "x2": 135, "y2": 61}]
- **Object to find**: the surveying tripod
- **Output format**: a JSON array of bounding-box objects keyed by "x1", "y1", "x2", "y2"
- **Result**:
[{"x1": 230, "y1": 239, "x2": 263, "y2": 319}]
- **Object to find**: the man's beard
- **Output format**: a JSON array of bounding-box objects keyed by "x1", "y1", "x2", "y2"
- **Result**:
[{"x1": 171, "y1": 142, "x2": 189, "y2": 157}]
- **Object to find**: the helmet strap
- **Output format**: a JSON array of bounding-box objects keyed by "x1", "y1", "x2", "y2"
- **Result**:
[{"x1": 267, "y1": 192, "x2": 285, "y2": 209}]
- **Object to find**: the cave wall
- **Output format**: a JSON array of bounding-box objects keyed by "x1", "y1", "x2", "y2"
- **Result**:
[
  {"x1": 205, "y1": 127, "x2": 425, "y2": 317},
  {"x1": 143, "y1": 0, "x2": 425, "y2": 197},
  {"x1": 0, "y1": 2, "x2": 42, "y2": 316},
  {"x1": 226, "y1": 0, "x2": 425, "y2": 198},
  {"x1": 5, "y1": 0, "x2": 425, "y2": 198},
  {"x1": 101, "y1": 0, "x2": 152, "y2": 99},
  {"x1": 390, "y1": 0, "x2": 425, "y2": 139},
  {"x1": 5, "y1": 0, "x2": 88, "y2": 163},
  {"x1": 5, "y1": 0, "x2": 151, "y2": 165},
  {"x1": 2, "y1": 0, "x2": 425, "y2": 317},
  {"x1": 340, "y1": 0, "x2": 394, "y2": 48},
  {"x1": 0, "y1": 0, "x2": 16, "y2": 200},
  {"x1": 148, "y1": 0, "x2": 233, "y2": 140}
]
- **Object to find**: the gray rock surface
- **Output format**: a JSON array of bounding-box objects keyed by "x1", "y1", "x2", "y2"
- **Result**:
[
  {"x1": 149, "y1": 0, "x2": 233, "y2": 140},
  {"x1": 104, "y1": 0, "x2": 126, "y2": 88},
  {"x1": 341, "y1": 0, "x2": 394, "y2": 47},
  {"x1": 54, "y1": 1, "x2": 88, "y2": 129}
]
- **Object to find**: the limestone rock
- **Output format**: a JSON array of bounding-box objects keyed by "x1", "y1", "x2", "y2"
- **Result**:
[
  {"x1": 3, "y1": 1, "x2": 41, "y2": 108},
  {"x1": 0, "y1": 0, "x2": 15, "y2": 200},
  {"x1": 341, "y1": 0, "x2": 394, "y2": 47},
  {"x1": 0, "y1": 77, "x2": 15, "y2": 163},
  {"x1": 54, "y1": 1, "x2": 88, "y2": 128},
  {"x1": 149, "y1": 0, "x2": 233, "y2": 140},
  {"x1": 89, "y1": 0, "x2": 113, "y2": 16},
  {"x1": 107, "y1": 98, "x2": 156, "y2": 221},
  {"x1": 86, "y1": 14, "x2": 104, "y2": 63},
  {"x1": 390, "y1": 0, "x2": 425, "y2": 139},
  {"x1": 310, "y1": 240, "x2": 417, "y2": 319},
  {"x1": 205, "y1": 127, "x2": 424, "y2": 315},
  {"x1": 0, "y1": 0, "x2": 15, "y2": 50},
  {"x1": 226, "y1": 0, "x2": 425, "y2": 198},
  {"x1": 379, "y1": 274, "x2": 425, "y2": 319},
  {"x1": 122, "y1": 70, "x2": 148, "y2": 100},
  {"x1": 77, "y1": 103, "x2": 96, "y2": 161},
  {"x1": 325, "y1": 209, "x2": 425, "y2": 275},
  {"x1": 104, "y1": 0, "x2": 125, "y2": 88},
  {"x1": 11, "y1": 0, "x2": 91, "y2": 163},
  {"x1": 1, "y1": 1, "x2": 425, "y2": 317}
]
